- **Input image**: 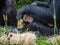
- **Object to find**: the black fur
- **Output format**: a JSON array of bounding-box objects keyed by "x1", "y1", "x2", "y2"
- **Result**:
[
  {"x1": 0, "y1": 0, "x2": 17, "y2": 27},
  {"x1": 17, "y1": 0, "x2": 60, "y2": 36}
]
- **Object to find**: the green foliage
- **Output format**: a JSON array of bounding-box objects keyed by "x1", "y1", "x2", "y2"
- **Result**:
[
  {"x1": 15, "y1": 0, "x2": 48, "y2": 10},
  {"x1": 57, "y1": 40, "x2": 60, "y2": 45},
  {"x1": 36, "y1": 36, "x2": 50, "y2": 45},
  {"x1": 36, "y1": 36, "x2": 60, "y2": 45},
  {"x1": 0, "y1": 27, "x2": 4, "y2": 36}
]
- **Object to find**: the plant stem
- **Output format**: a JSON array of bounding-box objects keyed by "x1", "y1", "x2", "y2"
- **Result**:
[{"x1": 53, "y1": 0, "x2": 57, "y2": 35}]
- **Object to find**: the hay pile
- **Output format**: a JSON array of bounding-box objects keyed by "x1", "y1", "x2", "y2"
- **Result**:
[
  {"x1": 0, "y1": 32, "x2": 36, "y2": 45},
  {"x1": 47, "y1": 35, "x2": 60, "y2": 45}
]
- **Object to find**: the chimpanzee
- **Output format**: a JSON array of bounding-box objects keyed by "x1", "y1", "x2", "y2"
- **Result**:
[
  {"x1": 17, "y1": 0, "x2": 60, "y2": 36},
  {"x1": 0, "y1": 0, "x2": 17, "y2": 27}
]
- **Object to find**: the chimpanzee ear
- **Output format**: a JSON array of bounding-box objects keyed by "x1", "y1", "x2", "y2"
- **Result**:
[{"x1": 5, "y1": 32, "x2": 9, "y2": 36}]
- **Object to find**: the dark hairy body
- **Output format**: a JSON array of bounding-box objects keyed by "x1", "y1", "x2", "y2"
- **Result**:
[
  {"x1": 0, "y1": 0, "x2": 17, "y2": 27},
  {"x1": 17, "y1": 0, "x2": 60, "y2": 36}
]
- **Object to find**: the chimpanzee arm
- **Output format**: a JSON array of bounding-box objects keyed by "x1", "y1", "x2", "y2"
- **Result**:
[
  {"x1": 27, "y1": 22, "x2": 58, "y2": 36},
  {"x1": 31, "y1": 1, "x2": 48, "y2": 7},
  {"x1": 17, "y1": 5, "x2": 27, "y2": 20}
]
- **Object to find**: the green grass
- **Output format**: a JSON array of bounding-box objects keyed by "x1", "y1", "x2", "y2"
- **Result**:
[
  {"x1": 36, "y1": 36, "x2": 60, "y2": 45},
  {"x1": 36, "y1": 36, "x2": 49, "y2": 45},
  {"x1": 0, "y1": 28, "x2": 60, "y2": 45}
]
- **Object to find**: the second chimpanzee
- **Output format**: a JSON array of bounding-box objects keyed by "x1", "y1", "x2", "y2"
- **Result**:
[
  {"x1": 0, "y1": 0, "x2": 17, "y2": 27},
  {"x1": 17, "y1": 0, "x2": 60, "y2": 36}
]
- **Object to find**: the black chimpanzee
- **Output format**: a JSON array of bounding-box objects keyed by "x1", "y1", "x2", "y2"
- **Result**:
[
  {"x1": 17, "y1": 0, "x2": 60, "y2": 36},
  {"x1": 0, "y1": 0, "x2": 17, "y2": 27}
]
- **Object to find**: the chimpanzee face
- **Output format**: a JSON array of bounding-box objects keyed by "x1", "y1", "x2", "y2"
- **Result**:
[{"x1": 23, "y1": 14, "x2": 34, "y2": 23}]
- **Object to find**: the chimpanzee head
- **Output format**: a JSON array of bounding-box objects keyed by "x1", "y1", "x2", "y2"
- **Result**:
[
  {"x1": 17, "y1": 5, "x2": 38, "y2": 23},
  {"x1": 22, "y1": 14, "x2": 34, "y2": 23},
  {"x1": 20, "y1": 11, "x2": 39, "y2": 30}
]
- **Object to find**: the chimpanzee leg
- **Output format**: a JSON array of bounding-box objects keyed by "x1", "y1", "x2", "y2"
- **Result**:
[
  {"x1": 7, "y1": 7, "x2": 17, "y2": 27},
  {"x1": 26, "y1": 22, "x2": 58, "y2": 36},
  {"x1": 0, "y1": 13, "x2": 5, "y2": 26}
]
